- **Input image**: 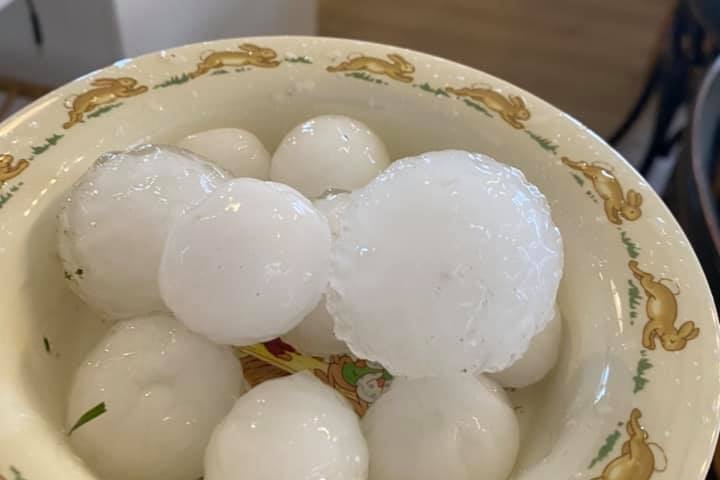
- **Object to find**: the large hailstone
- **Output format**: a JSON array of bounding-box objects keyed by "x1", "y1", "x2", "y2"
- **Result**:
[
  {"x1": 66, "y1": 314, "x2": 245, "y2": 480},
  {"x1": 205, "y1": 372, "x2": 368, "y2": 480},
  {"x1": 177, "y1": 128, "x2": 271, "y2": 179},
  {"x1": 270, "y1": 115, "x2": 390, "y2": 198},
  {"x1": 58, "y1": 144, "x2": 227, "y2": 319},
  {"x1": 159, "y1": 178, "x2": 331, "y2": 345},
  {"x1": 489, "y1": 307, "x2": 563, "y2": 388},
  {"x1": 362, "y1": 375, "x2": 519, "y2": 480},
  {"x1": 313, "y1": 191, "x2": 351, "y2": 238},
  {"x1": 283, "y1": 192, "x2": 351, "y2": 355},
  {"x1": 328, "y1": 150, "x2": 563, "y2": 377}
]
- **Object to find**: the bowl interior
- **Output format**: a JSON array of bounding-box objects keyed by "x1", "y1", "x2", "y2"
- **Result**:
[{"x1": 0, "y1": 36, "x2": 718, "y2": 480}]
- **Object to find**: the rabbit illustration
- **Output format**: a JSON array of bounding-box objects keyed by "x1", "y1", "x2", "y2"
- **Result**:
[
  {"x1": 592, "y1": 408, "x2": 665, "y2": 480},
  {"x1": 562, "y1": 156, "x2": 643, "y2": 224},
  {"x1": 0, "y1": 154, "x2": 29, "y2": 183},
  {"x1": 314, "y1": 354, "x2": 391, "y2": 416},
  {"x1": 446, "y1": 85, "x2": 531, "y2": 128},
  {"x1": 629, "y1": 260, "x2": 699, "y2": 352},
  {"x1": 327, "y1": 53, "x2": 415, "y2": 83},
  {"x1": 63, "y1": 78, "x2": 147, "y2": 129},
  {"x1": 188, "y1": 43, "x2": 280, "y2": 78}
]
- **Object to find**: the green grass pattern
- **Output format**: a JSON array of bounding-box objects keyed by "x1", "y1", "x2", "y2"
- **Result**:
[
  {"x1": 414, "y1": 82, "x2": 450, "y2": 97},
  {"x1": 30, "y1": 133, "x2": 64, "y2": 156},
  {"x1": 525, "y1": 130, "x2": 558, "y2": 154},
  {"x1": 585, "y1": 190, "x2": 599, "y2": 203},
  {"x1": 628, "y1": 279, "x2": 642, "y2": 309},
  {"x1": 9, "y1": 466, "x2": 27, "y2": 480},
  {"x1": 63, "y1": 267, "x2": 84, "y2": 282},
  {"x1": 285, "y1": 56, "x2": 312, "y2": 64},
  {"x1": 571, "y1": 173, "x2": 585, "y2": 186},
  {"x1": 628, "y1": 278, "x2": 642, "y2": 321},
  {"x1": 210, "y1": 69, "x2": 229, "y2": 75},
  {"x1": 153, "y1": 73, "x2": 190, "y2": 89},
  {"x1": 588, "y1": 429, "x2": 622, "y2": 469},
  {"x1": 344, "y1": 71, "x2": 388, "y2": 85},
  {"x1": 461, "y1": 98, "x2": 492, "y2": 117},
  {"x1": 87, "y1": 102, "x2": 122, "y2": 119},
  {"x1": 68, "y1": 401, "x2": 107, "y2": 435},
  {"x1": 0, "y1": 182, "x2": 22, "y2": 210},
  {"x1": 621, "y1": 230, "x2": 640, "y2": 258},
  {"x1": 0, "y1": 191, "x2": 13, "y2": 209},
  {"x1": 633, "y1": 351, "x2": 652, "y2": 394}
]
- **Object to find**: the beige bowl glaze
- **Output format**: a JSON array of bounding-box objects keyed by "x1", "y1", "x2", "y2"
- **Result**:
[{"x1": 0, "y1": 36, "x2": 718, "y2": 480}]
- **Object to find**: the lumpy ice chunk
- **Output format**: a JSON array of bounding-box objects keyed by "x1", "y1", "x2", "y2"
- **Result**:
[
  {"x1": 66, "y1": 314, "x2": 245, "y2": 480},
  {"x1": 328, "y1": 150, "x2": 563, "y2": 377},
  {"x1": 177, "y1": 128, "x2": 271, "y2": 179},
  {"x1": 159, "y1": 178, "x2": 331, "y2": 345},
  {"x1": 57, "y1": 144, "x2": 227, "y2": 319},
  {"x1": 489, "y1": 307, "x2": 563, "y2": 388},
  {"x1": 362, "y1": 375, "x2": 519, "y2": 480},
  {"x1": 205, "y1": 372, "x2": 368, "y2": 480},
  {"x1": 270, "y1": 115, "x2": 390, "y2": 198}
]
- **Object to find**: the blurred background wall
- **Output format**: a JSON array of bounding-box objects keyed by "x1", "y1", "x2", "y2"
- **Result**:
[
  {"x1": 319, "y1": 0, "x2": 673, "y2": 139},
  {"x1": 0, "y1": 0, "x2": 316, "y2": 85},
  {"x1": 0, "y1": 0, "x2": 671, "y2": 139}
]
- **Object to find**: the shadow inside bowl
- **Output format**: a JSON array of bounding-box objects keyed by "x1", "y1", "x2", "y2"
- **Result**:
[{"x1": 20, "y1": 193, "x2": 108, "y2": 432}]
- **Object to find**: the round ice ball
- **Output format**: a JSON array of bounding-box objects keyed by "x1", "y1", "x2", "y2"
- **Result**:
[
  {"x1": 159, "y1": 178, "x2": 332, "y2": 345},
  {"x1": 66, "y1": 314, "x2": 245, "y2": 480},
  {"x1": 362, "y1": 375, "x2": 519, "y2": 480},
  {"x1": 489, "y1": 307, "x2": 563, "y2": 388},
  {"x1": 283, "y1": 192, "x2": 352, "y2": 355},
  {"x1": 205, "y1": 372, "x2": 368, "y2": 480},
  {"x1": 177, "y1": 128, "x2": 270, "y2": 179},
  {"x1": 270, "y1": 115, "x2": 390, "y2": 198},
  {"x1": 57, "y1": 144, "x2": 227, "y2": 319},
  {"x1": 328, "y1": 150, "x2": 563, "y2": 377}
]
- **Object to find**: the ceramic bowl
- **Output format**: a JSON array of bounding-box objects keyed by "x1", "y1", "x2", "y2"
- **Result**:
[{"x1": 0, "y1": 36, "x2": 718, "y2": 480}]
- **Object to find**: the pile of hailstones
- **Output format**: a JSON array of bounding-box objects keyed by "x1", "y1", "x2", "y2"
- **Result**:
[{"x1": 60, "y1": 115, "x2": 563, "y2": 480}]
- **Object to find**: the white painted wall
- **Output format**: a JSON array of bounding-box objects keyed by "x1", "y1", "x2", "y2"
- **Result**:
[
  {"x1": 0, "y1": 0, "x2": 123, "y2": 85},
  {"x1": 0, "y1": 0, "x2": 317, "y2": 85},
  {"x1": 113, "y1": 0, "x2": 317, "y2": 57}
]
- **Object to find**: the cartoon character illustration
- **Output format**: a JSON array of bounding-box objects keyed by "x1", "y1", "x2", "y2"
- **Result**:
[
  {"x1": 629, "y1": 260, "x2": 699, "y2": 351},
  {"x1": 238, "y1": 354, "x2": 289, "y2": 387},
  {"x1": 561, "y1": 156, "x2": 643, "y2": 225},
  {"x1": 314, "y1": 355, "x2": 392, "y2": 415},
  {"x1": 592, "y1": 408, "x2": 666, "y2": 480},
  {"x1": 327, "y1": 53, "x2": 415, "y2": 83},
  {"x1": 188, "y1": 43, "x2": 280, "y2": 78},
  {"x1": 0, "y1": 154, "x2": 29, "y2": 184},
  {"x1": 446, "y1": 85, "x2": 531, "y2": 129},
  {"x1": 62, "y1": 77, "x2": 148, "y2": 129},
  {"x1": 262, "y1": 338, "x2": 297, "y2": 362}
]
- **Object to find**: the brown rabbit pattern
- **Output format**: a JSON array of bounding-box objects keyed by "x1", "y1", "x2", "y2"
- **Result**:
[
  {"x1": 188, "y1": 43, "x2": 280, "y2": 78},
  {"x1": 446, "y1": 86, "x2": 531, "y2": 129},
  {"x1": 592, "y1": 409, "x2": 665, "y2": 480},
  {"x1": 629, "y1": 260, "x2": 699, "y2": 352},
  {"x1": 0, "y1": 154, "x2": 29, "y2": 184},
  {"x1": 63, "y1": 78, "x2": 148, "y2": 129},
  {"x1": 561, "y1": 156, "x2": 643, "y2": 225},
  {"x1": 327, "y1": 53, "x2": 415, "y2": 83}
]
